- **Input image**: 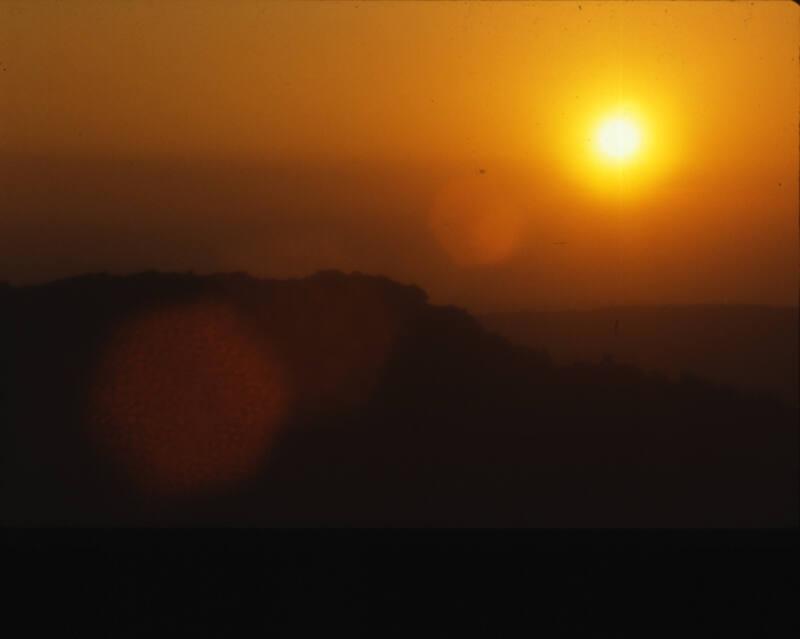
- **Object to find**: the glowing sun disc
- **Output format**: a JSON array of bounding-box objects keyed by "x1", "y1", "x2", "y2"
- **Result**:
[{"x1": 596, "y1": 116, "x2": 642, "y2": 161}]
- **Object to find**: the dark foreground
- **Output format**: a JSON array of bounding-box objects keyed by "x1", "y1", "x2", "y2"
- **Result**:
[{"x1": 1, "y1": 271, "x2": 797, "y2": 526}]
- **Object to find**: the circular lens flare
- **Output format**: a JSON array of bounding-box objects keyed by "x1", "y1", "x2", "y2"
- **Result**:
[
  {"x1": 596, "y1": 116, "x2": 642, "y2": 162},
  {"x1": 88, "y1": 302, "x2": 287, "y2": 497}
]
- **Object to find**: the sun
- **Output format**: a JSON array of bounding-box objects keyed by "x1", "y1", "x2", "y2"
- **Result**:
[
  {"x1": 596, "y1": 115, "x2": 642, "y2": 163},
  {"x1": 565, "y1": 101, "x2": 670, "y2": 198}
]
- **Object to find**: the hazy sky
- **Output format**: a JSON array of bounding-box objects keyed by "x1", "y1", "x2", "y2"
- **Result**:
[{"x1": 1, "y1": 1, "x2": 797, "y2": 311}]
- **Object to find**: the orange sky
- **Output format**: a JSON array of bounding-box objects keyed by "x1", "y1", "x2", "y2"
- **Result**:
[{"x1": 1, "y1": 1, "x2": 797, "y2": 311}]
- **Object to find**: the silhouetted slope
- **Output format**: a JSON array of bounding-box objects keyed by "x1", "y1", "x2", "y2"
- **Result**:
[
  {"x1": 1, "y1": 272, "x2": 796, "y2": 526},
  {"x1": 481, "y1": 306, "x2": 799, "y2": 406}
]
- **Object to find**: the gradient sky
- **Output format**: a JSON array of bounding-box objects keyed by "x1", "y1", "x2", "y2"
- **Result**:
[{"x1": 1, "y1": 1, "x2": 797, "y2": 311}]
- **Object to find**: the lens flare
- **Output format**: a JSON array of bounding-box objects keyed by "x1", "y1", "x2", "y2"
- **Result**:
[
  {"x1": 429, "y1": 176, "x2": 525, "y2": 266},
  {"x1": 88, "y1": 301, "x2": 286, "y2": 497}
]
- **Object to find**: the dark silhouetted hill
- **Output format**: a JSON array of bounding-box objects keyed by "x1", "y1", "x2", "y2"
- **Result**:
[
  {"x1": 481, "y1": 306, "x2": 799, "y2": 406},
  {"x1": 1, "y1": 271, "x2": 796, "y2": 526}
]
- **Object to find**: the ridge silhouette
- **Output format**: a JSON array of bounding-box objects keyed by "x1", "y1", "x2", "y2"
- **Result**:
[
  {"x1": 481, "y1": 306, "x2": 799, "y2": 406},
  {"x1": 1, "y1": 271, "x2": 796, "y2": 526}
]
